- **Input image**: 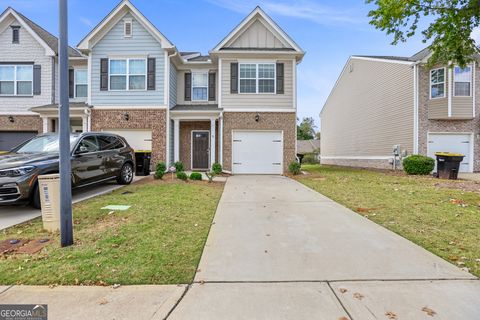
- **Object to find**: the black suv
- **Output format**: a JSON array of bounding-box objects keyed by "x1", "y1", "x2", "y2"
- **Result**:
[{"x1": 0, "y1": 132, "x2": 135, "y2": 208}]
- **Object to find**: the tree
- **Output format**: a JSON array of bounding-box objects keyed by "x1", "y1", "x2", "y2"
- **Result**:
[
  {"x1": 367, "y1": 0, "x2": 480, "y2": 67},
  {"x1": 297, "y1": 117, "x2": 316, "y2": 140}
]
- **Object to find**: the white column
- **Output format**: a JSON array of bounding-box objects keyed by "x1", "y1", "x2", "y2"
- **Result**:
[
  {"x1": 174, "y1": 118, "x2": 180, "y2": 162},
  {"x1": 210, "y1": 118, "x2": 216, "y2": 168},
  {"x1": 42, "y1": 117, "x2": 49, "y2": 133},
  {"x1": 218, "y1": 115, "x2": 223, "y2": 166},
  {"x1": 82, "y1": 116, "x2": 88, "y2": 133}
]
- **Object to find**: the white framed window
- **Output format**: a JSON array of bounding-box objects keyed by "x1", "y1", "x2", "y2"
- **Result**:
[
  {"x1": 0, "y1": 64, "x2": 33, "y2": 96},
  {"x1": 430, "y1": 68, "x2": 446, "y2": 99},
  {"x1": 454, "y1": 65, "x2": 472, "y2": 97},
  {"x1": 124, "y1": 19, "x2": 132, "y2": 38},
  {"x1": 109, "y1": 58, "x2": 146, "y2": 91},
  {"x1": 74, "y1": 69, "x2": 87, "y2": 98},
  {"x1": 192, "y1": 72, "x2": 208, "y2": 101},
  {"x1": 239, "y1": 63, "x2": 275, "y2": 94}
]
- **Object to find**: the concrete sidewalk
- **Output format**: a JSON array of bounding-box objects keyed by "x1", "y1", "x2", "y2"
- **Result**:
[{"x1": 168, "y1": 175, "x2": 480, "y2": 319}]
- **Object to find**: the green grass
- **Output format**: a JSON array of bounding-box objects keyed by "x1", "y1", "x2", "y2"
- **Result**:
[
  {"x1": 0, "y1": 178, "x2": 224, "y2": 285},
  {"x1": 297, "y1": 165, "x2": 480, "y2": 277}
]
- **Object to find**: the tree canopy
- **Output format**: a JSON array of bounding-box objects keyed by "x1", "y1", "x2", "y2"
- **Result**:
[
  {"x1": 297, "y1": 117, "x2": 317, "y2": 140},
  {"x1": 367, "y1": 0, "x2": 480, "y2": 67}
]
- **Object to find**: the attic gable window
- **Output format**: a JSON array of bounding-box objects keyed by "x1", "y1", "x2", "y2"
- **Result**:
[
  {"x1": 124, "y1": 19, "x2": 133, "y2": 38},
  {"x1": 11, "y1": 26, "x2": 20, "y2": 44}
]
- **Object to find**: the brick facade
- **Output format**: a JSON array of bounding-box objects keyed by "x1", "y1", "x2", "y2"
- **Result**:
[
  {"x1": 90, "y1": 109, "x2": 167, "y2": 168},
  {"x1": 179, "y1": 121, "x2": 219, "y2": 171},
  {"x1": 222, "y1": 112, "x2": 296, "y2": 174},
  {"x1": 0, "y1": 115, "x2": 42, "y2": 133},
  {"x1": 418, "y1": 65, "x2": 480, "y2": 171}
]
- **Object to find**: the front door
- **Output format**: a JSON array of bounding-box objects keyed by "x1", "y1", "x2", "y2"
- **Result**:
[{"x1": 192, "y1": 131, "x2": 209, "y2": 169}]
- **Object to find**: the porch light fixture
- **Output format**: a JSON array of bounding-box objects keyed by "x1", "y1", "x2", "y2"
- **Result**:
[
  {"x1": 123, "y1": 112, "x2": 130, "y2": 121},
  {"x1": 255, "y1": 114, "x2": 260, "y2": 122},
  {"x1": 8, "y1": 116, "x2": 14, "y2": 123}
]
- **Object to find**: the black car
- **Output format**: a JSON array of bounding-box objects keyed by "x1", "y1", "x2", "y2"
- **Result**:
[{"x1": 0, "y1": 132, "x2": 135, "y2": 208}]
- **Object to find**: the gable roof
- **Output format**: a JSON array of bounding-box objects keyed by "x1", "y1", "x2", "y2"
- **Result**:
[
  {"x1": 0, "y1": 7, "x2": 82, "y2": 57},
  {"x1": 211, "y1": 6, "x2": 303, "y2": 54},
  {"x1": 297, "y1": 140, "x2": 320, "y2": 154},
  {"x1": 77, "y1": 0, "x2": 174, "y2": 50}
]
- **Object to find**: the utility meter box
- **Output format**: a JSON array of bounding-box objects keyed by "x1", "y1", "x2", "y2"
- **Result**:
[{"x1": 38, "y1": 174, "x2": 61, "y2": 232}]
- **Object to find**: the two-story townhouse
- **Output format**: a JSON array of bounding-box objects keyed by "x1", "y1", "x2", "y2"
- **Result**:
[
  {"x1": 0, "y1": 7, "x2": 86, "y2": 151},
  {"x1": 321, "y1": 49, "x2": 479, "y2": 173}
]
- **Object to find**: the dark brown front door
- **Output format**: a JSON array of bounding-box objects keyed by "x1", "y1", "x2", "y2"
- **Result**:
[{"x1": 192, "y1": 131, "x2": 209, "y2": 169}]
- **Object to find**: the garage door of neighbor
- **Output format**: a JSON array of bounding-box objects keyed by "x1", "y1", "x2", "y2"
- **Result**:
[
  {"x1": 427, "y1": 133, "x2": 472, "y2": 173},
  {"x1": 0, "y1": 131, "x2": 38, "y2": 152},
  {"x1": 102, "y1": 129, "x2": 152, "y2": 152},
  {"x1": 232, "y1": 130, "x2": 283, "y2": 174}
]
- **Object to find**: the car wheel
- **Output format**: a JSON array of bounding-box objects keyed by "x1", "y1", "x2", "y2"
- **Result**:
[
  {"x1": 117, "y1": 163, "x2": 134, "y2": 185},
  {"x1": 31, "y1": 183, "x2": 41, "y2": 209}
]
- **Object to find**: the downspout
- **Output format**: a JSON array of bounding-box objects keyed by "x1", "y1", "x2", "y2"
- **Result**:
[
  {"x1": 165, "y1": 50, "x2": 178, "y2": 166},
  {"x1": 413, "y1": 61, "x2": 420, "y2": 154}
]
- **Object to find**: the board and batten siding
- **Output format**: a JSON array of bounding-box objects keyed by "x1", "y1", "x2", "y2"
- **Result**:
[
  {"x1": 220, "y1": 59, "x2": 294, "y2": 110},
  {"x1": 0, "y1": 17, "x2": 53, "y2": 114},
  {"x1": 229, "y1": 20, "x2": 289, "y2": 49},
  {"x1": 321, "y1": 58, "x2": 414, "y2": 158},
  {"x1": 90, "y1": 13, "x2": 165, "y2": 106}
]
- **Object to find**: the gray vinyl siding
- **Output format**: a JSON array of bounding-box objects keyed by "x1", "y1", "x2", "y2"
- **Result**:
[
  {"x1": 221, "y1": 59, "x2": 294, "y2": 110},
  {"x1": 0, "y1": 17, "x2": 53, "y2": 114},
  {"x1": 321, "y1": 58, "x2": 414, "y2": 157},
  {"x1": 90, "y1": 13, "x2": 165, "y2": 106},
  {"x1": 452, "y1": 97, "x2": 474, "y2": 118},
  {"x1": 228, "y1": 20, "x2": 289, "y2": 49},
  {"x1": 169, "y1": 62, "x2": 177, "y2": 108}
]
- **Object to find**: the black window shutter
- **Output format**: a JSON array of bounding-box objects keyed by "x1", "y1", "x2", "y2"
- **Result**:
[
  {"x1": 276, "y1": 63, "x2": 284, "y2": 94},
  {"x1": 69, "y1": 69, "x2": 74, "y2": 98},
  {"x1": 230, "y1": 62, "x2": 238, "y2": 94},
  {"x1": 33, "y1": 65, "x2": 41, "y2": 95},
  {"x1": 100, "y1": 58, "x2": 108, "y2": 91},
  {"x1": 208, "y1": 72, "x2": 216, "y2": 101},
  {"x1": 147, "y1": 58, "x2": 156, "y2": 90},
  {"x1": 184, "y1": 72, "x2": 192, "y2": 101}
]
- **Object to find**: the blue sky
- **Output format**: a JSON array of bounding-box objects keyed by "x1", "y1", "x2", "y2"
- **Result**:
[{"x1": 1, "y1": 0, "x2": 429, "y2": 129}]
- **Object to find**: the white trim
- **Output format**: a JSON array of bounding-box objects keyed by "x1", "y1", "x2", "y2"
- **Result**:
[
  {"x1": 473, "y1": 61, "x2": 476, "y2": 118},
  {"x1": 87, "y1": 54, "x2": 92, "y2": 105},
  {"x1": 320, "y1": 156, "x2": 393, "y2": 160},
  {"x1": 77, "y1": 0, "x2": 174, "y2": 50},
  {"x1": 238, "y1": 62, "x2": 276, "y2": 94},
  {"x1": 427, "y1": 132, "x2": 474, "y2": 173},
  {"x1": 350, "y1": 56, "x2": 414, "y2": 65},
  {"x1": 0, "y1": 112, "x2": 39, "y2": 116},
  {"x1": 73, "y1": 69, "x2": 88, "y2": 99},
  {"x1": 413, "y1": 63, "x2": 419, "y2": 154},
  {"x1": 123, "y1": 18, "x2": 133, "y2": 38},
  {"x1": 429, "y1": 67, "x2": 446, "y2": 100},
  {"x1": 218, "y1": 58, "x2": 223, "y2": 108},
  {"x1": 448, "y1": 67, "x2": 452, "y2": 116},
  {"x1": 452, "y1": 64, "x2": 473, "y2": 97},
  {"x1": 212, "y1": 7, "x2": 303, "y2": 53},
  {"x1": 210, "y1": 118, "x2": 216, "y2": 168},
  {"x1": 0, "y1": 64, "x2": 33, "y2": 97},
  {"x1": 222, "y1": 108, "x2": 295, "y2": 113},
  {"x1": 219, "y1": 113, "x2": 223, "y2": 166},
  {"x1": 92, "y1": 105, "x2": 168, "y2": 110},
  {"x1": 191, "y1": 71, "x2": 209, "y2": 101},
  {"x1": 108, "y1": 58, "x2": 147, "y2": 91},
  {"x1": 191, "y1": 130, "x2": 211, "y2": 170},
  {"x1": 170, "y1": 114, "x2": 220, "y2": 120},
  {"x1": 173, "y1": 118, "x2": 180, "y2": 162}
]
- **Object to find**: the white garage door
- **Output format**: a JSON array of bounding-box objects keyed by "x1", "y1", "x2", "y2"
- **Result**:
[
  {"x1": 232, "y1": 131, "x2": 283, "y2": 174},
  {"x1": 103, "y1": 129, "x2": 152, "y2": 152},
  {"x1": 427, "y1": 133, "x2": 472, "y2": 172}
]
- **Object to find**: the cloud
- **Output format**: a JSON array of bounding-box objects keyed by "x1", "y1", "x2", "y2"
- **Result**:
[
  {"x1": 79, "y1": 17, "x2": 94, "y2": 28},
  {"x1": 205, "y1": 0, "x2": 363, "y2": 26},
  {"x1": 471, "y1": 27, "x2": 480, "y2": 44}
]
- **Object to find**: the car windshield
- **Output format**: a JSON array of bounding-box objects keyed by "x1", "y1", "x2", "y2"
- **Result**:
[{"x1": 15, "y1": 135, "x2": 77, "y2": 153}]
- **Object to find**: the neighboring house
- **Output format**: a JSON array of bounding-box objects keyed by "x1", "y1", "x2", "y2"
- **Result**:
[
  {"x1": 321, "y1": 49, "x2": 479, "y2": 173},
  {"x1": 0, "y1": 0, "x2": 304, "y2": 174},
  {"x1": 296, "y1": 139, "x2": 320, "y2": 162}
]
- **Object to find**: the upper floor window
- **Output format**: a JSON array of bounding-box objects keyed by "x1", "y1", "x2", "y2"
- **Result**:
[
  {"x1": 0, "y1": 65, "x2": 33, "y2": 96},
  {"x1": 11, "y1": 26, "x2": 20, "y2": 44},
  {"x1": 124, "y1": 19, "x2": 132, "y2": 38},
  {"x1": 454, "y1": 66, "x2": 472, "y2": 97},
  {"x1": 109, "y1": 59, "x2": 146, "y2": 91},
  {"x1": 239, "y1": 63, "x2": 275, "y2": 94},
  {"x1": 192, "y1": 72, "x2": 208, "y2": 101},
  {"x1": 75, "y1": 69, "x2": 88, "y2": 98},
  {"x1": 430, "y1": 68, "x2": 445, "y2": 99}
]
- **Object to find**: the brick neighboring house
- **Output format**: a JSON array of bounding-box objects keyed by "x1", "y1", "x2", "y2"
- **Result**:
[
  {"x1": 321, "y1": 49, "x2": 479, "y2": 173},
  {"x1": 0, "y1": 0, "x2": 304, "y2": 174}
]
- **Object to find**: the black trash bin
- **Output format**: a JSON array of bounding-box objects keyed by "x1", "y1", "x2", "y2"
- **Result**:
[
  {"x1": 135, "y1": 152, "x2": 151, "y2": 176},
  {"x1": 435, "y1": 153, "x2": 464, "y2": 180}
]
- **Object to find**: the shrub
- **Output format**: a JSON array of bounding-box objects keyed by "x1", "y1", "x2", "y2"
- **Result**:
[
  {"x1": 212, "y1": 162, "x2": 222, "y2": 175},
  {"x1": 190, "y1": 172, "x2": 203, "y2": 181},
  {"x1": 205, "y1": 171, "x2": 216, "y2": 183},
  {"x1": 173, "y1": 161, "x2": 184, "y2": 173},
  {"x1": 288, "y1": 161, "x2": 302, "y2": 175},
  {"x1": 302, "y1": 153, "x2": 319, "y2": 164},
  {"x1": 154, "y1": 162, "x2": 167, "y2": 179},
  {"x1": 402, "y1": 155, "x2": 435, "y2": 175},
  {"x1": 176, "y1": 171, "x2": 188, "y2": 181}
]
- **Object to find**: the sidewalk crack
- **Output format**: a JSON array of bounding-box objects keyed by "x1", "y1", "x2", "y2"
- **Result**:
[{"x1": 327, "y1": 281, "x2": 355, "y2": 320}]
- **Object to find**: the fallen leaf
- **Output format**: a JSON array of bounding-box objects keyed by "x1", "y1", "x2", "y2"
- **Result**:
[
  {"x1": 385, "y1": 311, "x2": 397, "y2": 319},
  {"x1": 338, "y1": 317, "x2": 349, "y2": 320},
  {"x1": 422, "y1": 306, "x2": 437, "y2": 317},
  {"x1": 98, "y1": 298, "x2": 108, "y2": 305},
  {"x1": 339, "y1": 288, "x2": 348, "y2": 294},
  {"x1": 353, "y1": 292, "x2": 364, "y2": 300}
]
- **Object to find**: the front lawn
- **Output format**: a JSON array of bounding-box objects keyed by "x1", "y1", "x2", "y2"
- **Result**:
[
  {"x1": 296, "y1": 165, "x2": 480, "y2": 277},
  {"x1": 0, "y1": 177, "x2": 224, "y2": 285}
]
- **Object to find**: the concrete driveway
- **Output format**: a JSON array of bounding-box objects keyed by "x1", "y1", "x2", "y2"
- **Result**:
[
  {"x1": 0, "y1": 176, "x2": 146, "y2": 230},
  {"x1": 169, "y1": 175, "x2": 480, "y2": 319}
]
